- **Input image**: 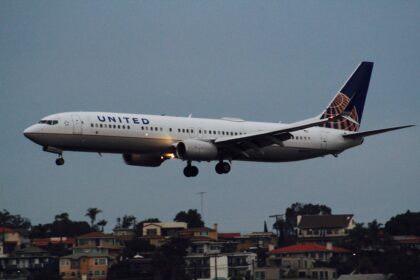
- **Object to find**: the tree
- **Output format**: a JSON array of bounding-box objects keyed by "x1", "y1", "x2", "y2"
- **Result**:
[
  {"x1": 0, "y1": 209, "x2": 31, "y2": 230},
  {"x1": 97, "y1": 219, "x2": 108, "y2": 232},
  {"x1": 85, "y1": 207, "x2": 102, "y2": 229},
  {"x1": 121, "y1": 215, "x2": 136, "y2": 229},
  {"x1": 30, "y1": 213, "x2": 91, "y2": 238},
  {"x1": 152, "y1": 238, "x2": 191, "y2": 280},
  {"x1": 174, "y1": 209, "x2": 204, "y2": 228},
  {"x1": 385, "y1": 210, "x2": 420, "y2": 236}
]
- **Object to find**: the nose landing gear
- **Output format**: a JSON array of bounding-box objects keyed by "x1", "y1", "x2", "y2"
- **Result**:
[
  {"x1": 215, "y1": 161, "x2": 231, "y2": 174},
  {"x1": 55, "y1": 157, "x2": 65, "y2": 166}
]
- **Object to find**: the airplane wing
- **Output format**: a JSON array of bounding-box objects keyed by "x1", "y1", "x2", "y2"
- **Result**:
[
  {"x1": 214, "y1": 116, "x2": 338, "y2": 157},
  {"x1": 342, "y1": 125, "x2": 415, "y2": 139}
]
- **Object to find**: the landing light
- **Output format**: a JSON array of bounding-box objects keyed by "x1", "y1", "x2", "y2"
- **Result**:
[{"x1": 162, "y1": 153, "x2": 175, "y2": 160}]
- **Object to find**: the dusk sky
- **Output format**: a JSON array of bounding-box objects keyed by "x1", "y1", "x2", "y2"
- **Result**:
[{"x1": 1, "y1": 1, "x2": 419, "y2": 233}]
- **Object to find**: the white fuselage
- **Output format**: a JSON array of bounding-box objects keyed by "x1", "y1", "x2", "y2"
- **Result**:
[{"x1": 24, "y1": 112, "x2": 362, "y2": 163}]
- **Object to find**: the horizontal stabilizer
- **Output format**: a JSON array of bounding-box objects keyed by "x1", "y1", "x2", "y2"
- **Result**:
[{"x1": 342, "y1": 125, "x2": 415, "y2": 139}]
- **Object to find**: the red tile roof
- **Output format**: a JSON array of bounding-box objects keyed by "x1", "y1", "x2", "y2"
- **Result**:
[
  {"x1": 219, "y1": 233, "x2": 241, "y2": 239},
  {"x1": 270, "y1": 243, "x2": 350, "y2": 254},
  {"x1": 0, "y1": 227, "x2": 16, "y2": 233},
  {"x1": 77, "y1": 232, "x2": 114, "y2": 239},
  {"x1": 32, "y1": 237, "x2": 75, "y2": 246}
]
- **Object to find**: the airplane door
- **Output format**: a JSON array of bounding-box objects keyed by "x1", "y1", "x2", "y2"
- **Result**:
[
  {"x1": 321, "y1": 132, "x2": 327, "y2": 149},
  {"x1": 72, "y1": 115, "x2": 82, "y2": 135}
]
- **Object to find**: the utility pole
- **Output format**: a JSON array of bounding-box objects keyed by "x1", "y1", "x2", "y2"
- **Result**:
[
  {"x1": 214, "y1": 254, "x2": 218, "y2": 280},
  {"x1": 196, "y1": 192, "x2": 206, "y2": 220}
]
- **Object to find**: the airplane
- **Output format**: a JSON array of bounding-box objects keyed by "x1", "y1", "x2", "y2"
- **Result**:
[{"x1": 24, "y1": 62, "x2": 414, "y2": 177}]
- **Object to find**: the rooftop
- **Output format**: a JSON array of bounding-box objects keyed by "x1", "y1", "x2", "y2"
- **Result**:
[
  {"x1": 270, "y1": 243, "x2": 350, "y2": 254},
  {"x1": 298, "y1": 214, "x2": 354, "y2": 229}
]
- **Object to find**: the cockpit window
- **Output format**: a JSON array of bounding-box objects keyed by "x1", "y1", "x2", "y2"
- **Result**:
[{"x1": 38, "y1": 120, "x2": 58, "y2": 125}]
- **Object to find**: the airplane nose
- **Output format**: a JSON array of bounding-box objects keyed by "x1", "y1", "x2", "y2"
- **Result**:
[{"x1": 23, "y1": 125, "x2": 37, "y2": 140}]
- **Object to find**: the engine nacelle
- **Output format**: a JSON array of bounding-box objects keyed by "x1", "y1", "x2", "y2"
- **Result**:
[
  {"x1": 176, "y1": 139, "x2": 218, "y2": 161},
  {"x1": 123, "y1": 154, "x2": 164, "y2": 167}
]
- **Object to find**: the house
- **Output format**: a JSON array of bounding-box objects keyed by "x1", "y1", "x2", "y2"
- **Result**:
[
  {"x1": 179, "y1": 224, "x2": 219, "y2": 241},
  {"x1": 185, "y1": 252, "x2": 256, "y2": 280},
  {"x1": 73, "y1": 232, "x2": 123, "y2": 258},
  {"x1": 141, "y1": 222, "x2": 187, "y2": 246},
  {"x1": 268, "y1": 243, "x2": 351, "y2": 280},
  {"x1": 142, "y1": 222, "x2": 187, "y2": 237},
  {"x1": 59, "y1": 231, "x2": 123, "y2": 279},
  {"x1": 235, "y1": 232, "x2": 277, "y2": 252},
  {"x1": 32, "y1": 236, "x2": 75, "y2": 249},
  {"x1": 0, "y1": 227, "x2": 29, "y2": 255},
  {"x1": 59, "y1": 252, "x2": 111, "y2": 280},
  {"x1": 0, "y1": 246, "x2": 58, "y2": 279},
  {"x1": 296, "y1": 214, "x2": 356, "y2": 245},
  {"x1": 254, "y1": 267, "x2": 281, "y2": 280}
]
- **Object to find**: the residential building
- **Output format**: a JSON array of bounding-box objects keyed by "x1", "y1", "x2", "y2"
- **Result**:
[
  {"x1": 73, "y1": 232, "x2": 123, "y2": 258},
  {"x1": 179, "y1": 224, "x2": 219, "y2": 241},
  {"x1": 0, "y1": 227, "x2": 29, "y2": 255},
  {"x1": 32, "y1": 236, "x2": 75, "y2": 250},
  {"x1": 254, "y1": 267, "x2": 281, "y2": 280},
  {"x1": 269, "y1": 243, "x2": 351, "y2": 279},
  {"x1": 59, "y1": 252, "x2": 111, "y2": 280},
  {"x1": 59, "y1": 231, "x2": 123, "y2": 279},
  {"x1": 142, "y1": 222, "x2": 187, "y2": 237},
  {"x1": 296, "y1": 214, "x2": 356, "y2": 245},
  {"x1": 185, "y1": 252, "x2": 256, "y2": 280},
  {"x1": 0, "y1": 246, "x2": 58, "y2": 280},
  {"x1": 235, "y1": 232, "x2": 277, "y2": 252}
]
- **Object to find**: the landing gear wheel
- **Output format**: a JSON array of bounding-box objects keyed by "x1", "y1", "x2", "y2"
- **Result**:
[
  {"x1": 55, "y1": 157, "x2": 65, "y2": 166},
  {"x1": 215, "y1": 162, "x2": 231, "y2": 174},
  {"x1": 183, "y1": 165, "x2": 199, "y2": 177}
]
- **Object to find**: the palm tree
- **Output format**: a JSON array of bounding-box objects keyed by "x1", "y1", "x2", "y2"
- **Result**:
[
  {"x1": 85, "y1": 208, "x2": 102, "y2": 229},
  {"x1": 97, "y1": 219, "x2": 107, "y2": 232}
]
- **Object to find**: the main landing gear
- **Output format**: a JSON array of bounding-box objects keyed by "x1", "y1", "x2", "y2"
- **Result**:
[
  {"x1": 183, "y1": 161, "x2": 231, "y2": 177},
  {"x1": 184, "y1": 161, "x2": 199, "y2": 177},
  {"x1": 215, "y1": 161, "x2": 231, "y2": 174}
]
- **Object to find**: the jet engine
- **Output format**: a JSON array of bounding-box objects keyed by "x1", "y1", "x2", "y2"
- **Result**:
[
  {"x1": 122, "y1": 153, "x2": 164, "y2": 167},
  {"x1": 175, "y1": 139, "x2": 218, "y2": 161}
]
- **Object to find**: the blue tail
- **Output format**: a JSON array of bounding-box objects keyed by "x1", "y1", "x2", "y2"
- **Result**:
[{"x1": 320, "y1": 61, "x2": 373, "y2": 131}]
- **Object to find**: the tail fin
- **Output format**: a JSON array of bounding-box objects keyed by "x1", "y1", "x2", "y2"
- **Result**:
[{"x1": 320, "y1": 61, "x2": 373, "y2": 131}]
